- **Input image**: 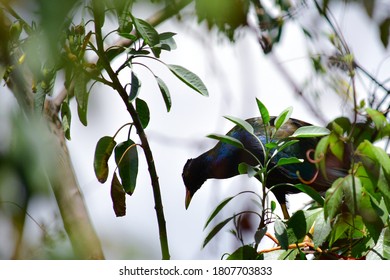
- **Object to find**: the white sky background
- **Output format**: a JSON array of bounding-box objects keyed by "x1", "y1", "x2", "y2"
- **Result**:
[{"x1": 1, "y1": 1, "x2": 389, "y2": 259}]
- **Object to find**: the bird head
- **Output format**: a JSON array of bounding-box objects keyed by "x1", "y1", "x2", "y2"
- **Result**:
[{"x1": 182, "y1": 158, "x2": 206, "y2": 209}]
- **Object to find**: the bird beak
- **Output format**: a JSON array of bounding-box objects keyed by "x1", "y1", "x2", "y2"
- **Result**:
[{"x1": 185, "y1": 188, "x2": 192, "y2": 209}]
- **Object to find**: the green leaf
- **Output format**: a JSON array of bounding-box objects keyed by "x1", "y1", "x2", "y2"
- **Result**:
[
  {"x1": 277, "y1": 157, "x2": 303, "y2": 166},
  {"x1": 129, "y1": 71, "x2": 141, "y2": 101},
  {"x1": 111, "y1": 173, "x2": 126, "y2": 217},
  {"x1": 224, "y1": 116, "x2": 254, "y2": 134},
  {"x1": 315, "y1": 135, "x2": 330, "y2": 178},
  {"x1": 204, "y1": 196, "x2": 235, "y2": 229},
  {"x1": 290, "y1": 126, "x2": 330, "y2": 138},
  {"x1": 34, "y1": 84, "x2": 46, "y2": 114},
  {"x1": 155, "y1": 76, "x2": 171, "y2": 112},
  {"x1": 158, "y1": 32, "x2": 177, "y2": 51},
  {"x1": 379, "y1": 17, "x2": 390, "y2": 48},
  {"x1": 135, "y1": 98, "x2": 150, "y2": 129},
  {"x1": 167, "y1": 64, "x2": 209, "y2": 97},
  {"x1": 329, "y1": 213, "x2": 351, "y2": 246},
  {"x1": 132, "y1": 16, "x2": 159, "y2": 47},
  {"x1": 203, "y1": 216, "x2": 234, "y2": 248},
  {"x1": 207, "y1": 134, "x2": 244, "y2": 149},
  {"x1": 312, "y1": 210, "x2": 331, "y2": 247},
  {"x1": 255, "y1": 226, "x2": 267, "y2": 244},
  {"x1": 324, "y1": 177, "x2": 344, "y2": 220},
  {"x1": 276, "y1": 139, "x2": 299, "y2": 153},
  {"x1": 238, "y1": 163, "x2": 258, "y2": 177},
  {"x1": 114, "y1": 139, "x2": 138, "y2": 195},
  {"x1": 287, "y1": 210, "x2": 307, "y2": 242},
  {"x1": 328, "y1": 132, "x2": 344, "y2": 161},
  {"x1": 60, "y1": 102, "x2": 72, "y2": 140},
  {"x1": 74, "y1": 70, "x2": 89, "y2": 126},
  {"x1": 227, "y1": 245, "x2": 259, "y2": 260},
  {"x1": 342, "y1": 175, "x2": 362, "y2": 215},
  {"x1": 366, "y1": 227, "x2": 390, "y2": 260},
  {"x1": 94, "y1": 136, "x2": 117, "y2": 183},
  {"x1": 293, "y1": 184, "x2": 324, "y2": 206},
  {"x1": 275, "y1": 106, "x2": 293, "y2": 130},
  {"x1": 256, "y1": 98, "x2": 270, "y2": 124},
  {"x1": 274, "y1": 218, "x2": 289, "y2": 250}
]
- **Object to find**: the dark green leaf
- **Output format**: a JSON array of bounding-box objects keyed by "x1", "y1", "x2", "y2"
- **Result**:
[
  {"x1": 290, "y1": 126, "x2": 330, "y2": 138},
  {"x1": 379, "y1": 17, "x2": 390, "y2": 48},
  {"x1": 287, "y1": 210, "x2": 307, "y2": 242},
  {"x1": 111, "y1": 173, "x2": 126, "y2": 217},
  {"x1": 277, "y1": 157, "x2": 303, "y2": 166},
  {"x1": 129, "y1": 71, "x2": 141, "y2": 101},
  {"x1": 155, "y1": 76, "x2": 171, "y2": 112},
  {"x1": 324, "y1": 177, "x2": 344, "y2": 220},
  {"x1": 224, "y1": 115, "x2": 254, "y2": 134},
  {"x1": 132, "y1": 16, "x2": 159, "y2": 47},
  {"x1": 276, "y1": 139, "x2": 299, "y2": 153},
  {"x1": 94, "y1": 136, "x2": 117, "y2": 183},
  {"x1": 207, "y1": 134, "x2": 244, "y2": 149},
  {"x1": 256, "y1": 98, "x2": 270, "y2": 124},
  {"x1": 255, "y1": 227, "x2": 267, "y2": 244},
  {"x1": 366, "y1": 227, "x2": 390, "y2": 260},
  {"x1": 167, "y1": 64, "x2": 209, "y2": 97},
  {"x1": 293, "y1": 184, "x2": 324, "y2": 206},
  {"x1": 74, "y1": 70, "x2": 89, "y2": 126},
  {"x1": 274, "y1": 218, "x2": 289, "y2": 250},
  {"x1": 275, "y1": 106, "x2": 293, "y2": 130},
  {"x1": 342, "y1": 175, "x2": 362, "y2": 215},
  {"x1": 203, "y1": 216, "x2": 234, "y2": 248},
  {"x1": 204, "y1": 196, "x2": 235, "y2": 229},
  {"x1": 114, "y1": 139, "x2": 138, "y2": 195},
  {"x1": 118, "y1": 32, "x2": 137, "y2": 41},
  {"x1": 158, "y1": 32, "x2": 177, "y2": 51},
  {"x1": 329, "y1": 213, "x2": 351, "y2": 246},
  {"x1": 135, "y1": 98, "x2": 150, "y2": 129},
  {"x1": 227, "y1": 245, "x2": 259, "y2": 260}
]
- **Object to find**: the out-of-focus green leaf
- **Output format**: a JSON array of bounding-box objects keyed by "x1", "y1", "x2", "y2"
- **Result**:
[
  {"x1": 158, "y1": 32, "x2": 177, "y2": 51},
  {"x1": 135, "y1": 98, "x2": 150, "y2": 129},
  {"x1": 111, "y1": 173, "x2": 126, "y2": 217},
  {"x1": 328, "y1": 132, "x2": 344, "y2": 161},
  {"x1": 315, "y1": 135, "x2": 330, "y2": 178},
  {"x1": 114, "y1": 139, "x2": 138, "y2": 195},
  {"x1": 290, "y1": 126, "x2": 330, "y2": 138},
  {"x1": 94, "y1": 136, "x2": 117, "y2": 183},
  {"x1": 274, "y1": 218, "x2": 288, "y2": 250},
  {"x1": 155, "y1": 76, "x2": 171, "y2": 112},
  {"x1": 312, "y1": 210, "x2": 331, "y2": 247},
  {"x1": 34, "y1": 84, "x2": 46, "y2": 114},
  {"x1": 167, "y1": 64, "x2": 209, "y2": 97},
  {"x1": 256, "y1": 98, "x2": 270, "y2": 124},
  {"x1": 379, "y1": 17, "x2": 390, "y2": 48},
  {"x1": 342, "y1": 175, "x2": 362, "y2": 215},
  {"x1": 207, "y1": 134, "x2": 244, "y2": 149},
  {"x1": 227, "y1": 245, "x2": 260, "y2": 260},
  {"x1": 255, "y1": 226, "x2": 267, "y2": 244}
]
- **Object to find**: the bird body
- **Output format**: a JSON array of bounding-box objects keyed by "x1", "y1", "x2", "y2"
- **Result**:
[{"x1": 182, "y1": 117, "x2": 348, "y2": 218}]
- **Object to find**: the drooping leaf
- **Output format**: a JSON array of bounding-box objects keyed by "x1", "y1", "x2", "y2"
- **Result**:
[
  {"x1": 114, "y1": 139, "x2": 138, "y2": 195},
  {"x1": 290, "y1": 126, "x2": 330, "y2": 138},
  {"x1": 256, "y1": 98, "x2": 270, "y2": 124},
  {"x1": 158, "y1": 32, "x2": 177, "y2": 51},
  {"x1": 329, "y1": 213, "x2": 351, "y2": 246},
  {"x1": 74, "y1": 70, "x2": 89, "y2": 126},
  {"x1": 224, "y1": 115, "x2": 254, "y2": 134},
  {"x1": 255, "y1": 226, "x2": 267, "y2": 244},
  {"x1": 274, "y1": 218, "x2": 289, "y2": 250},
  {"x1": 129, "y1": 71, "x2": 141, "y2": 101},
  {"x1": 275, "y1": 106, "x2": 293, "y2": 130},
  {"x1": 341, "y1": 175, "x2": 362, "y2": 215},
  {"x1": 203, "y1": 216, "x2": 234, "y2": 248},
  {"x1": 227, "y1": 245, "x2": 260, "y2": 260},
  {"x1": 167, "y1": 64, "x2": 209, "y2": 97},
  {"x1": 287, "y1": 210, "x2": 307, "y2": 242},
  {"x1": 293, "y1": 184, "x2": 324, "y2": 206},
  {"x1": 111, "y1": 173, "x2": 126, "y2": 217},
  {"x1": 312, "y1": 210, "x2": 331, "y2": 247},
  {"x1": 132, "y1": 16, "x2": 159, "y2": 47},
  {"x1": 379, "y1": 17, "x2": 390, "y2": 48},
  {"x1": 94, "y1": 136, "x2": 117, "y2": 183},
  {"x1": 135, "y1": 98, "x2": 150, "y2": 129},
  {"x1": 155, "y1": 76, "x2": 171, "y2": 112},
  {"x1": 207, "y1": 133, "x2": 244, "y2": 149}
]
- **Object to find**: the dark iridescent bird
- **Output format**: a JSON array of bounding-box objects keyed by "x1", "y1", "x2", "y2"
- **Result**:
[{"x1": 182, "y1": 117, "x2": 349, "y2": 219}]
